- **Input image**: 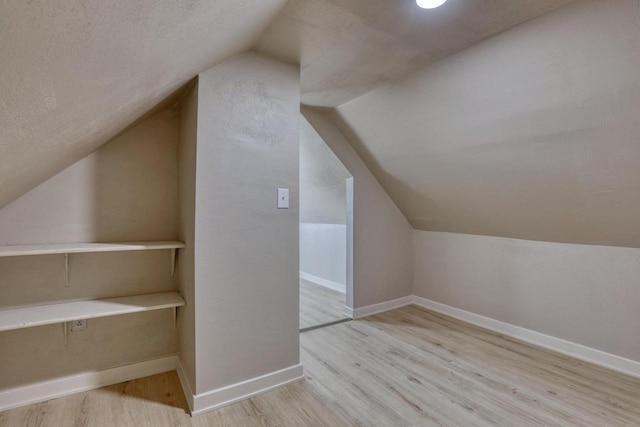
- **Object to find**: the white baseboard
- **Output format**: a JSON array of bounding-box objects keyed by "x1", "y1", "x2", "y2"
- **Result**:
[
  {"x1": 190, "y1": 364, "x2": 304, "y2": 416},
  {"x1": 300, "y1": 272, "x2": 346, "y2": 294},
  {"x1": 342, "y1": 294, "x2": 640, "y2": 379},
  {"x1": 5, "y1": 296, "x2": 635, "y2": 415},
  {"x1": 0, "y1": 356, "x2": 304, "y2": 416},
  {"x1": 343, "y1": 305, "x2": 354, "y2": 318},
  {"x1": 0, "y1": 355, "x2": 178, "y2": 412},
  {"x1": 411, "y1": 296, "x2": 640, "y2": 379},
  {"x1": 174, "y1": 357, "x2": 195, "y2": 413},
  {"x1": 351, "y1": 295, "x2": 413, "y2": 319}
]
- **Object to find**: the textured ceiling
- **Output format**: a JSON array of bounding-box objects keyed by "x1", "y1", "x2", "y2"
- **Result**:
[
  {"x1": 0, "y1": 0, "x2": 286, "y2": 209},
  {"x1": 300, "y1": 114, "x2": 350, "y2": 224},
  {"x1": 4, "y1": 0, "x2": 631, "y2": 249},
  {"x1": 1, "y1": 0, "x2": 577, "y2": 211},
  {"x1": 332, "y1": 0, "x2": 640, "y2": 248},
  {"x1": 257, "y1": 0, "x2": 577, "y2": 106}
]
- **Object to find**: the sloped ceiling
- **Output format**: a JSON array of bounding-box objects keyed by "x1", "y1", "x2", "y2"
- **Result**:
[
  {"x1": 5, "y1": 0, "x2": 631, "y2": 249},
  {"x1": 0, "y1": 0, "x2": 287, "y2": 210},
  {"x1": 257, "y1": 0, "x2": 576, "y2": 106},
  {"x1": 300, "y1": 114, "x2": 351, "y2": 224},
  {"x1": 332, "y1": 0, "x2": 640, "y2": 248}
]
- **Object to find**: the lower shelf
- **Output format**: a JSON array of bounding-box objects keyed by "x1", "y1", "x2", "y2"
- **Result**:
[{"x1": 0, "y1": 292, "x2": 185, "y2": 332}]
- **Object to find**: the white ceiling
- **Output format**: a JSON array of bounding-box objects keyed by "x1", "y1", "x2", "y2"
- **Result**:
[
  {"x1": 9, "y1": 0, "x2": 625, "y2": 249},
  {"x1": 0, "y1": 0, "x2": 287, "y2": 210},
  {"x1": 0, "y1": 0, "x2": 576, "y2": 210},
  {"x1": 257, "y1": 0, "x2": 576, "y2": 106},
  {"x1": 331, "y1": 0, "x2": 640, "y2": 248}
]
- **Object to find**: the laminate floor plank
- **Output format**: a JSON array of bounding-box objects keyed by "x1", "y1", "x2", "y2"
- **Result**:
[
  {"x1": 392, "y1": 306, "x2": 640, "y2": 416},
  {"x1": 0, "y1": 371, "x2": 349, "y2": 427},
  {"x1": 299, "y1": 278, "x2": 346, "y2": 329},
  {"x1": 300, "y1": 305, "x2": 640, "y2": 426},
  {"x1": 2, "y1": 304, "x2": 639, "y2": 426}
]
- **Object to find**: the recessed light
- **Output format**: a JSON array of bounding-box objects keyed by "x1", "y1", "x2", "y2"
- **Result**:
[{"x1": 416, "y1": 0, "x2": 447, "y2": 9}]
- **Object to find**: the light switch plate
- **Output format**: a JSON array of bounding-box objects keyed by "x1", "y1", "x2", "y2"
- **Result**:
[{"x1": 277, "y1": 188, "x2": 289, "y2": 209}]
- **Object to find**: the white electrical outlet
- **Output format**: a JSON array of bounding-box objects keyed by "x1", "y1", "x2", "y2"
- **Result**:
[{"x1": 71, "y1": 319, "x2": 87, "y2": 331}]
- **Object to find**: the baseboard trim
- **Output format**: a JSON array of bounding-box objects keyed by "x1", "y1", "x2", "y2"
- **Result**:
[
  {"x1": 343, "y1": 305, "x2": 354, "y2": 318},
  {"x1": 5, "y1": 297, "x2": 634, "y2": 414},
  {"x1": 411, "y1": 296, "x2": 640, "y2": 379},
  {"x1": 190, "y1": 364, "x2": 304, "y2": 416},
  {"x1": 351, "y1": 295, "x2": 413, "y2": 319},
  {"x1": 343, "y1": 294, "x2": 640, "y2": 379},
  {"x1": 174, "y1": 358, "x2": 195, "y2": 414},
  {"x1": 0, "y1": 355, "x2": 178, "y2": 412},
  {"x1": 300, "y1": 272, "x2": 346, "y2": 294}
]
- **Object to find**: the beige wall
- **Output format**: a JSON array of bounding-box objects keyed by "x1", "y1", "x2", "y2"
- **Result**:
[
  {"x1": 0, "y1": 109, "x2": 180, "y2": 389},
  {"x1": 193, "y1": 52, "x2": 300, "y2": 394},
  {"x1": 177, "y1": 81, "x2": 198, "y2": 393},
  {"x1": 334, "y1": 0, "x2": 640, "y2": 248},
  {"x1": 302, "y1": 108, "x2": 413, "y2": 308},
  {"x1": 0, "y1": 110, "x2": 179, "y2": 244},
  {"x1": 413, "y1": 231, "x2": 640, "y2": 363}
]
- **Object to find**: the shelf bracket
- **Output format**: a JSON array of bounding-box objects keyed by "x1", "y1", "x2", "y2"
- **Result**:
[
  {"x1": 64, "y1": 253, "x2": 70, "y2": 287},
  {"x1": 170, "y1": 248, "x2": 177, "y2": 278},
  {"x1": 63, "y1": 322, "x2": 68, "y2": 345},
  {"x1": 173, "y1": 307, "x2": 178, "y2": 329}
]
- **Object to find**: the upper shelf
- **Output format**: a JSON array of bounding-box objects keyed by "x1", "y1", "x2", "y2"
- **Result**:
[{"x1": 0, "y1": 241, "x2": 185, "y2": 258}]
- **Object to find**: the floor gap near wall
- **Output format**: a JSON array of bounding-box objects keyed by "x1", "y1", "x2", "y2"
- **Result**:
[
  {"x1": 300, "y1": 318, "x2": 351, "y2": 334},
  {"x1": 299, "y1": 279, "x2": 348, "y2": 329}
]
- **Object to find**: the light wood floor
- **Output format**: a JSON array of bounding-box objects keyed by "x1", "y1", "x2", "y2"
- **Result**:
[
  {"x1": 299, "y1": 278, "x2": 346, "y2": 329},
  {"x1": 0, "y1": 371, "x2": 348, "y2": 427},
  {"x1": 3, "y1": 305, "x2": 640, "y2": 426},
  {"x1": 302, "y1": 305, "x2": 640, "y2": 426}
]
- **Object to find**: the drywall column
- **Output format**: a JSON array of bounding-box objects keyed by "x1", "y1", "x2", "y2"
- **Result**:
[
  {"x1": 301, "y1": 109, "x2": 413, "y2": 312},
  {"x1": 177, "y1": 81, "x2": 198, "y2": 395},
  {"x1": 190, "y1": 52, "x2": 301, "y2": 414}
]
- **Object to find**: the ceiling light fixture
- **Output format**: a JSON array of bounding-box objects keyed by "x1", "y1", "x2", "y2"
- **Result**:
[{"x1": 416, "y1": 0, "x2": 447, "y2": 9}]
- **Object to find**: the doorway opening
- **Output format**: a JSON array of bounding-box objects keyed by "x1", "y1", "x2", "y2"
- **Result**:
[{"x1": 299, "y1": 114, "x2": 353, "y2": 332}]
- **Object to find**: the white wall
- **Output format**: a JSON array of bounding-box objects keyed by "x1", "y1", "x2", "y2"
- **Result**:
[
  {"x1": 299, "y1": 223, "x2": 346, "y2": 292},
  {"x1": 0, "y1": 109, "x2": 180, "y2": 390},
  {"x1": 193, "y1": 51, "x2": 300, "y2": 395},
  {"x1": 413, "y1": 231, "x2": 640, "y2": 363},
  {"x1": 301, "y1": 108, "x2": 413, "y2": 308}
]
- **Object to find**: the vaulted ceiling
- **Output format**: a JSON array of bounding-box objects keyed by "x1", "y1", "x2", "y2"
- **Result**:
[
  {"x1": 0, "y1": 0, "x2": 287, "y2": 210},
  {"x1": 332, "y1": 0, "x2": 640, "y2": 248},
  {"x1": 257, "y1": 0, "x2": 576, "y2": 106},
  {"x1": 300, "y1": 115, "x2": 350, "y2": 225},
  {"x1": 7, "y1": 0, "x2": 635, "y2": 248}
]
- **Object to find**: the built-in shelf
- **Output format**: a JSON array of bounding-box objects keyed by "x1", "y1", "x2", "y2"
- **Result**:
[
  {"x1": 0, "y1": 241, "x2": 185, "y2": 257},
  {"x1": 0, "y1": 241, "x2": 186, "y2": 280},
  {"x1": 0, "y1": 291, "x2": 185, "y2": 333}
]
